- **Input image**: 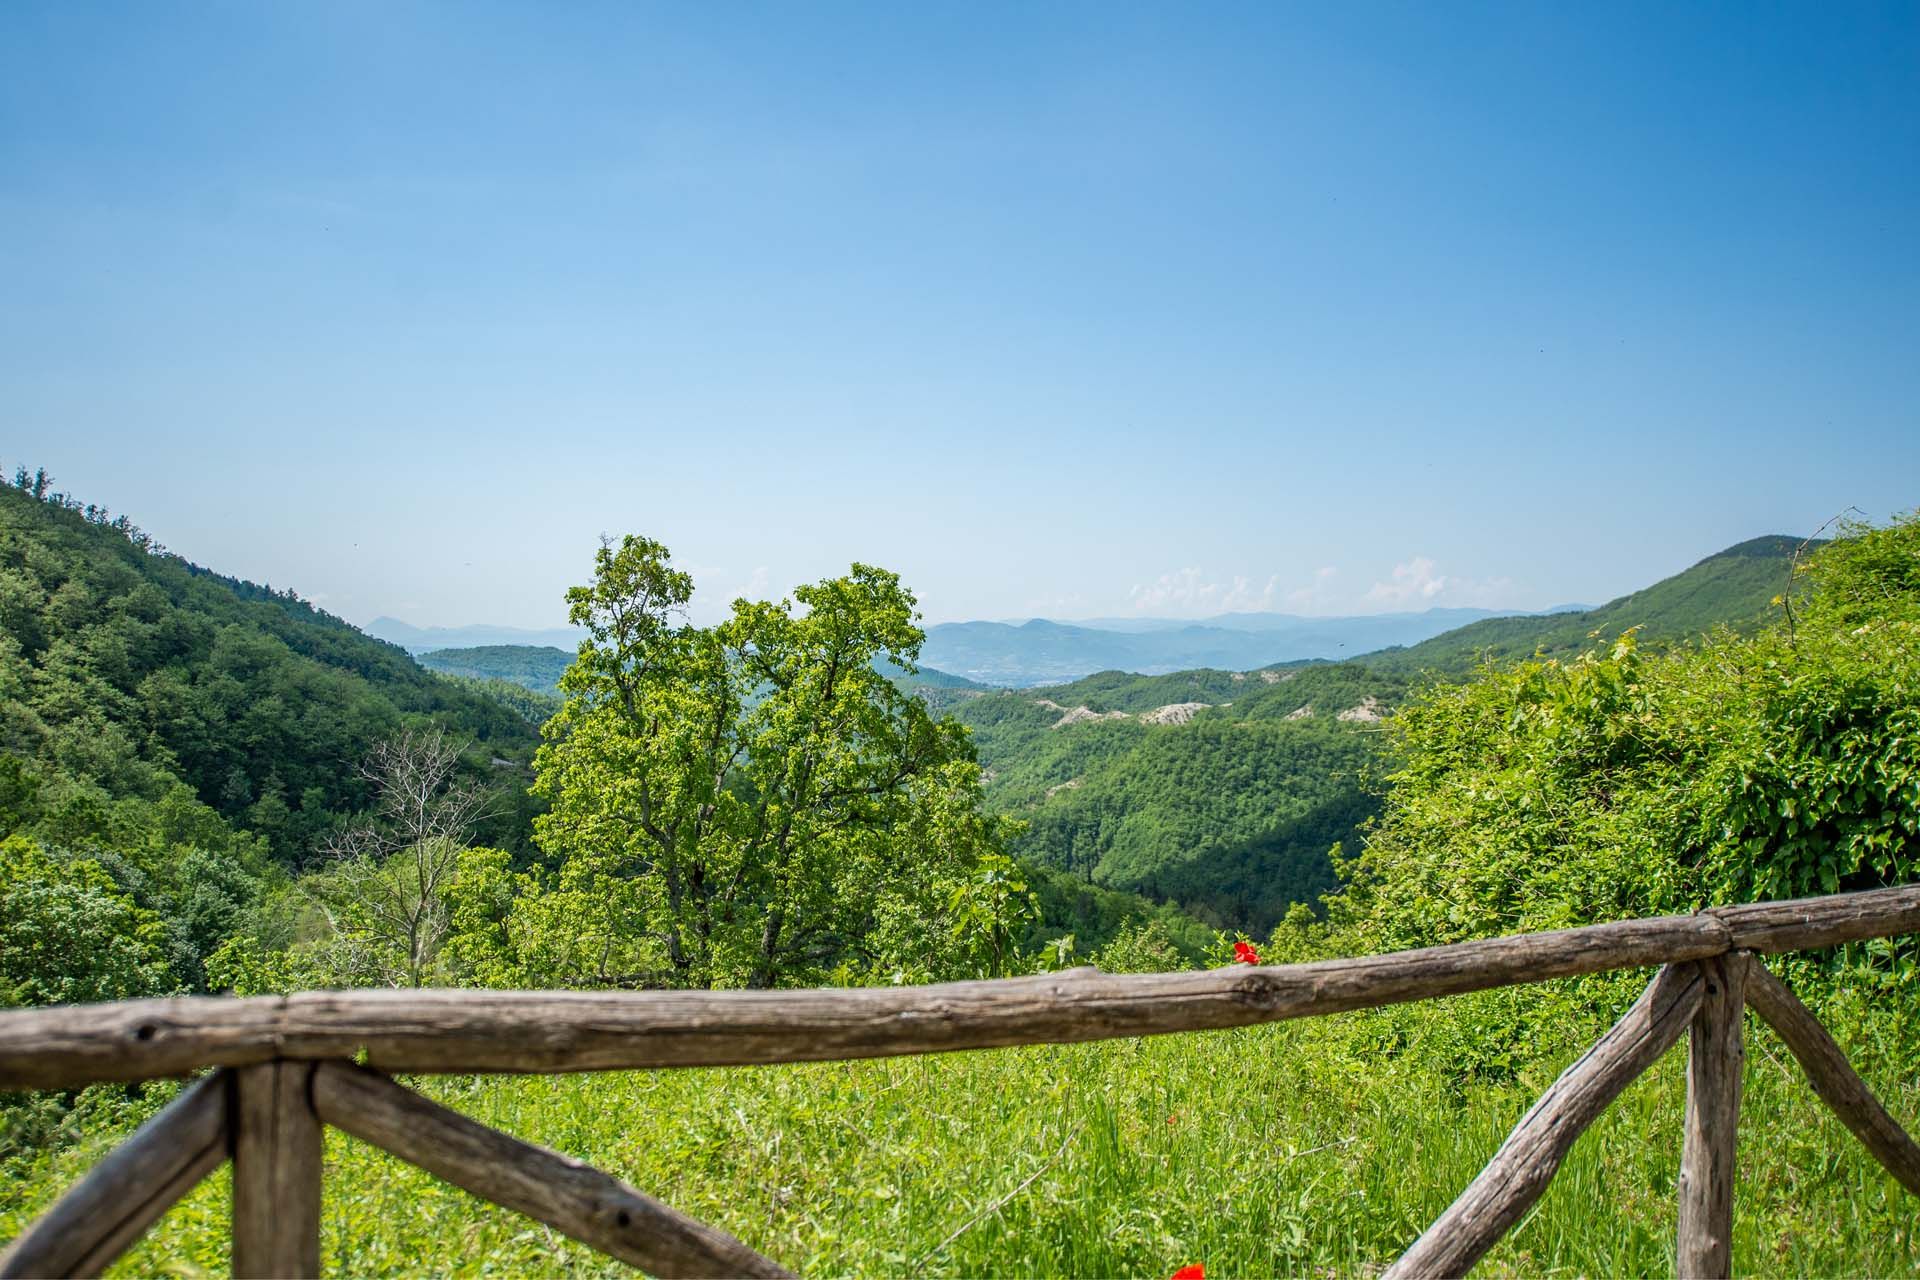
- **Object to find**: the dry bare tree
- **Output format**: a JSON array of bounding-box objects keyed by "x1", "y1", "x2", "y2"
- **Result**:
[{"x1": 314, "y1": 727, "x2": 493, "y2": 987}]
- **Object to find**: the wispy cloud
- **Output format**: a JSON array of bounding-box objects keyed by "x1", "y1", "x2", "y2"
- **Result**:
[
  {"x1": 1365, "y1": 557, "x2": 1513, "y2": 609},
  {"x1": 1365, "y1": 556, "x2": 1449, "y2": 605},
  {"x1": 1285, "y1": 566, "x2": 1339, "y2": 611},
  {"x1": 1128, "y1": 569, "x2": 1280, "y2": 615},
  {"x1": 1025, "y1": 590, "x2": 1087, "y2": 614}
]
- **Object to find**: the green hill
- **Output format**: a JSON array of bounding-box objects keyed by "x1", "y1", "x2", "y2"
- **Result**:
[
  {"x1": 0, "y1": 479, "x2": 540, "y2": 868},
  {"x1": 952, "y1": 536, "x2": 1811, "y2": 932},
  {"x1": 951, "y1": 662, "x2": 1404, "y2": 931},
  {"x1": 1363, "y1": 535, "x2": 1811, "y2": 675},
  {"x1": 431, "y1": 673, "x2": 564, "y2": 726},
  {"x1": 416, "y1": 644, "x2": 574, "y2": 693}
]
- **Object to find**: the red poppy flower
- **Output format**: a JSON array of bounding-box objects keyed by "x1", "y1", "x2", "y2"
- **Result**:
[
  {"x1": 1170, "y1": 1265, "x2": 1205, "y2": 1280},
  {"x1": 1233, "y1": 940, "x2": 1260, "y2": 965}
]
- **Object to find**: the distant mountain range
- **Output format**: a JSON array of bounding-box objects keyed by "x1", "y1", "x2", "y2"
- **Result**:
[
  {"x1": 916, "y1": 606, "x2": 1588, "y2": 686},
  {"x1": 366, "y1": 617, "x2": 585, "y2": 655},
  {"x1": 386, "y1": 534, "x2": 1809, "y2": 690},
  {"x1": 394, "y1": 605, "x2": 1588, "y2": 690}
]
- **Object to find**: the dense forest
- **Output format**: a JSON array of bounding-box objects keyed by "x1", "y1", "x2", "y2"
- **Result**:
[
  {"x1": 0, "y1": 475, "x2": 543, "y2": 1005},
  {"x1": 947, "y1": 663, "x2": 1399, "y2": 931},
  {"x1": 0, "y1": 481, "x2": 1199, "y2": 1005},
  {"x1": 371, "y1": 532, "x2": 1814, "y2": 941},
  {"x1": 933, "y1": 537, "x2": 1805, "y2": 933},
  {"x1": 415, "y1": 644, "x2": 572, "y2": 694}
]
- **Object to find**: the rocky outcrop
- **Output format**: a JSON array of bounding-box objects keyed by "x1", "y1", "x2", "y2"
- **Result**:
[
  {"x1": 1337, "y1": 696, "x2": 1385, "y2": 723},
  {"x1": 1140, "y1": 702, "x2": 1210, "y2": 726},
  {"x1": 1054, "y1": 705, "x2": 1131, "y2": 728}
]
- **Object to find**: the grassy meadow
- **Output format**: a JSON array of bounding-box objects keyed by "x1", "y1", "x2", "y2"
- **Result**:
[{"x1": 5, "y1": 985, "x2": 1915, "y2": 1278}]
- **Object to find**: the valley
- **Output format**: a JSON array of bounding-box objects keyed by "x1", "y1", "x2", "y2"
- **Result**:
[{"x1": 405, "y1": 534, "x2": 1800, "y2": 940}]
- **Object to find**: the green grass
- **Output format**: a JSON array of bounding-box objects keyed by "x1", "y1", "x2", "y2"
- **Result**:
[{"x1": 4, "y1": 994, "x2": 1916, "y2": 1278}]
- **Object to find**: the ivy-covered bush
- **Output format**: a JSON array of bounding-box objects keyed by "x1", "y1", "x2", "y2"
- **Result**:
[{"x1": 1321, "y1": 513, "x2": 1920, "y2": 1077}]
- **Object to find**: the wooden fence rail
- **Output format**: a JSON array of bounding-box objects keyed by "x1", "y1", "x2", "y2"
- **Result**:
[{"x1": 3, "y1": 882, "x2": 1918, "y2": 1278}]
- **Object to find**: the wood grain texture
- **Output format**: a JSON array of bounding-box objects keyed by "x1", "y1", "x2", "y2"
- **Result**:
[
  {"x1": 2, "y1": 883, "x2": 1915, "y2": 1091},
  {"x1": 0, "y1": 1071, "x2": 229, "y2": 1278},
  {"x1": 0, "y1": 912, "x2": 1732, "y2": 1088},
  {"x1": 0, "y1": 996, "x2": 282, "y2": 1089},
  {"x1": 1710, "y1": 883, "x2": 1920, "y2": 953},
  {"x1": 1745, "y1": 959, "x2": 1920, "y2": 1196},
  {"x1": 232, "y1": 1061, "x2": 322, "y2": 1279},
  {"x1": 1677, "y1": 954, "x2": 1747, "y2": 1280},
  {"x1": 1383, "y1": 963, "x2": 1708, "y2": 1280},
  {"x1": 310, "y1": 1061, "x2": 791, "y2": 1278}
]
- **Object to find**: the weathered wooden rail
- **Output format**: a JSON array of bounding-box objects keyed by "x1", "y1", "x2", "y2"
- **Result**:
[{"x1": 3, "y1": 883, "x2": 1918, "y2": 1278}]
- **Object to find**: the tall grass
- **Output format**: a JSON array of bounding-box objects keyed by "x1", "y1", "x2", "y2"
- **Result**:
[{"x1": 4, "y1": 989, "x2": 1915, "y2": 1277}]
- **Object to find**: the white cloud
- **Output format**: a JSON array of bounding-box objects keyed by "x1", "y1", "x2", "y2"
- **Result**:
[
  {"x1": 1127, "y1": 570, "x2": 1280, "y2": 615},
  {"x1": 1365, "y1": 557, "x2": 1515, "y2": 609},
  {"x1": 1284, "y1": 566, "x2": 1338, "y2": 611},
  {"x1": 1025, "y1": 590, "x2": 1087, "y2": 614},
  {"x1": 1365, "y1": 556, "x2": 1450, "y2": 605},
  {"x1": 1124, "y1": 560, "x2": 1518, "y2": 618}
]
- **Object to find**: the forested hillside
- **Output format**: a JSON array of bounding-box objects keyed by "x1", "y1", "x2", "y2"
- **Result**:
[
  {"x1": 953, "y1": 662, "x2": 1402, "y2": 930},
  {"x1": 0, "y1": 470, "x2": 1866, "y2": 1008},
  {"x1": 1364, "y1": 535, "x2": 1806, "y2": 675},
  {"x1": 415, "y1": 644, "x2": 573, "y2": 693},
  {"x1": 947, "y1": 536, "x2": 1810, "y2": 932},
  {"x1": 0, "y1": 474, "x2": 540, "y2": 1001}
]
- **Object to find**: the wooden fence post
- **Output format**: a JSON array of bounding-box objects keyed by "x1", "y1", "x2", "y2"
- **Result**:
[
  {"x1": 232, "y1": 1061, "x2": 322, "y2": 1278},
  {"x1": 1677, "y1": 952, "x2": 1746, "y2": 1279}
]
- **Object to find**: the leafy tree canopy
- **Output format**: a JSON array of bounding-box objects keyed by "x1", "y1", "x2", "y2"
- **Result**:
[
  {"x1": 0, "y1": 835, "x2": 171, "y2": 1007},
  {"x1": 460, "y1": 536, "x2": 1030, "y2": 989}
]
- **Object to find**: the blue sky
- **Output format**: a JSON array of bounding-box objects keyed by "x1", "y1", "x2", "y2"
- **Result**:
[{"x1": 5, "y1": 2, "x2": 1916, "y2": 627}]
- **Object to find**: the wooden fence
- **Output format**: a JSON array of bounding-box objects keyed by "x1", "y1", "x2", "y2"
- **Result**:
[{"x1": 4, "y1": 882, "x2": 1919, "y2": 1278}]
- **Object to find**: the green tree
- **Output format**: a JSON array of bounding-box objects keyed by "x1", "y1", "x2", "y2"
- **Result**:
[
  {"x1": 1094, "y1": 918, "x2": 1188, "y2": 974},
  {"x1": 529, "y1": 536, "x2": 1024, "y2": 988},
  {"x1": 0, "y1": 836, "x2": 172, "y2": 1006}
]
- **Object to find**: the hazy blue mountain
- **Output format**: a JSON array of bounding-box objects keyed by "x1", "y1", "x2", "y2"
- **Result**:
[
  {"x1": 367, "y1": 617, "x2": 586, "y2": 655},
  {"x1": 416, "y1": 644, "x2": 990, "y2": 704},
  {"x1": 1071, "y1": 607, "x2": 1505, "y2": 634},
  {"x1": 919, "y1": 606, "x2": 1585, "y2": 686},
  {"x1": 381, "y1": 601, "x2": 1610, "y2": 689}
]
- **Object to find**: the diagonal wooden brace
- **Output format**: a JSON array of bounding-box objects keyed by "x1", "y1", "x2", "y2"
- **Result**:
[
  {"x1": 309, "y1": 1061, "x2": 793, "y2": 1278},
  {"x1": 0, "y1": 1071, "x2": 231, "y2": 1279}
]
